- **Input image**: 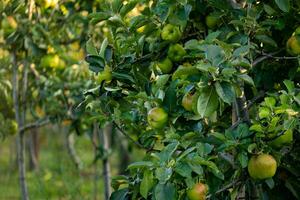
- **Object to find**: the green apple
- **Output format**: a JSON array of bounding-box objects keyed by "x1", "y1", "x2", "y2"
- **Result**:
[
  {"x1": 182, "y1": 93, "x2": 197, "y2": 112},
  {"x1": 8, "y1": 120, "x2": 18, "y2": 136},
  {"x1": 205, "y1": 14, "x2": 220, "y2": 29},
  {"x1": 295, "y1": 26, "x2": 300, "y2": 35},
  {"x1": 161, "y1": 24, "x2": 182, "y2": 42},
  {"x1": 286, "y1": 36, "x2": 300, "y2": 55},
  {"x1": 167, "y1": 44, "x2": 186, "y2": 62},
  {"x1": 147, "y1": 107, "x2": 168, "y2": 129},
  {"x1": 1, "y1": 16, "x2": 18, "y2": 37},
  {"x1": 156, "y1": 58, "x2": 173, "y2": 74},
  {"x1": 270, "y1": 129, "x2": 293, "y2": 148},
  {"x1": 248, "y1": 154, "x2": 277, "y2": 180},
  {"x1": 187, "y1": 183, "x2": 208, "y2": 200},
  {"x1": 40, "y1": 54, "x2": 65, "y2": 69},
  {"x1": 96, "y1": 66, "x2": 112, "y2": 84}
]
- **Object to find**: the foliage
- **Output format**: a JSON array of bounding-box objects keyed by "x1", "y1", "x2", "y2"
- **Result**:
[{"x1": 85, "y1": 0, "x2": 300, "y2": 199}]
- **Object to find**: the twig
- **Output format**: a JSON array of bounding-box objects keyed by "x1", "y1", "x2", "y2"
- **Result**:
[
  {"x1": 20, "y1": 118, "x2": 51, "y2": 133},
  {"x1": 229, "y1": 91, "x2": 265, "y2": 130},
  {"x1": 253, "y1": 50, "x2": 299, "y2": 67},
  {"x1": 207, "y1": 180, "x2": 242, "y2": 198},
  {"x1": 112, "y1": 121, "x2": 147, "y2": 149}
]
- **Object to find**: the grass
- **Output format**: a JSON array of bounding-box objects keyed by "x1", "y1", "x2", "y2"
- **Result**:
[{"x1": 0, "y1": 125, "x2": 123, "y2": 200}]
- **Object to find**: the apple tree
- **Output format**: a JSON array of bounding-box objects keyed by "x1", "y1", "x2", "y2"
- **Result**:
[{"x1": 85, "y1": 0, "x2": 300, "y2": 199}]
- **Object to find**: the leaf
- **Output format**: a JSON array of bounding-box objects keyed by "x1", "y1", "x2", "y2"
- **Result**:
[
  {"x1": 140, "y1": 170, "x2": 154, "y2": 198},
  {"x1": 112, "y1": 72, "x2": 135, "y2": 83},
  {"x1": 127, "y1": 161, "x2": 153, "y2": 169},
  {"x1": 265, "y1": 178, "x2": 275, "y2": 189},
  {"x1": 99, "y1": 38, "x2": 108, "y2": 58},
  {"x1": 174, "y1": 162, "x2": 192, "y2": 178},
  {"x1": 215, "y1": 82, "x2": 235, "y2": 104},
  {"x1": 197, "y1": 87, "x2": 219, "y2": 118},
  {"x1": 205, "y1": 45, "x2": 225, "y2": 66},
  {"x1": 86, "y1": 39, "x2": 98, "y2": 55},
  {"x1": 255, "y1": 35, "x2": 278, "y2": 47},
  {"x1": 155, "y1": 167, "x2": 173, "y2": 184},
  {"x1": 157, "y1": 142, "x2": 179, "y2": 163},
  {"x1": 154, "y1": 183, "x2": 177, "y2": 200},
  {"x1": 238, "y1": 151, "x2": 248, "y2": 168},
  {"x1": 237, "y1": 74, "x2": 254, "y2": 86},
  {"x1": 119, "y1": 0, "x2": 138, "y2": 18},
  {"x1": 275, "y1": 0, "x2": 290, "y2": 12},
  {"x1": 85, "y1": 55, "x2": 105, "y2": 73},
  {"x1": 163, "y1": 81, "x2": 177, "y2": 113},
  {"x1": 283, "y1": 79, "x2": 295, "y2": 93},
  {"x1": 88, "y1": 12, "x2": 111, "y2": 24},
  {"x1": 110, "y1": 188, "x2": 129, "y2": 200}
]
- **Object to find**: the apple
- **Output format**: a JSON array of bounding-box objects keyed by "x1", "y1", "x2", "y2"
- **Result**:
[
  {"x1": 147, "y1": 107, "x2": 168, "y2": 129},
  {"x1": 156, "y1": 58, "x2": 173, "y2": 74},
  {"x1": 161, "y1": 24, "x2": 182, "y2": 42},
  {"x1": 1, "y1": 16, "x2": 18, "y2": 37},
  {"x1": 248, "y1": 154, "x2": 277, "y2": 180},
  {"x1": 286, "y1": 36, "x2": 300, "y2": 55},
  {"x1": 40, "y1": 54, "x2": 65, "y2": 69},
  {"x1": 167, "y1": 44, "x2": 186, "y2": 62},
  {"x1": 182, "y1": 93, "x2": 197, "y2": 112},
  {"x1": 187, "y1": 183, "x2": 208, "y2": 200},
  {"x1": 205, "y1": 14, "x2": 220, "y2": 29}
]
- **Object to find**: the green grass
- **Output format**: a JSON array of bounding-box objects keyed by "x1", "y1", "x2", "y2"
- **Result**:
[
  {"x1": 0, "y1": 127, "x2": 104, "y2": 200},
  {"x1": 0, "y1": 125, "x2": 145, "y2": 200}
]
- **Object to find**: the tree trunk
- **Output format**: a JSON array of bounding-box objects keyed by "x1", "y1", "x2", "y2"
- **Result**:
[
  {"x1": 28, "y1": 129, "x2": 39, "y2": 171},
  {"x1": 12, "y1": 52, "x2": 29, "y2": 200},
  {"x1": 66, "y1": 132, "x2": 83, "y2": 170},
  {"x1": 99, "y1": 123, "x2": 112, "y2": 200}
]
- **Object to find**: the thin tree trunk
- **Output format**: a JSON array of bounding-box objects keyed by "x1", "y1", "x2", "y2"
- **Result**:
[
  {"x1": 66, "y1": 132, "x2": 83, "y2": 170},
  {"x1": 98, "y1": 123, "x2": 112, "y2": 200},
  {"x1": 12, "y1": 52, "x2": 29, "y2": 200},
  {"x1": 28, "y1": 129, "x2": 39, "y2": 171}
]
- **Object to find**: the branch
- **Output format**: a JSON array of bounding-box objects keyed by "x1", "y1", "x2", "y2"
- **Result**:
[
  {"x1": 253, "y1": 50, "x2": 299, "y2": 67},
  {"x1": 229, "y1": 91, "x2": 265, "y2": 130},
  {"x1": 20, "y1": 118, "x2": 51, "y2": 133},
  {"x1": 207, "y1": 180, "x2": 242, "y2": 198},
  {"x1": 112, "y1": 121, "x2": 148, "y2": 150}
]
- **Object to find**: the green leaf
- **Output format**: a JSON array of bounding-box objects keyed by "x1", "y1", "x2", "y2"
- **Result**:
[
  {"x1": 255, "y1": 35, "x2": 278, "y2": 47},
  {"x1": 127, "y1": 161, "x2": 153, "y2": 169},
  {"x1": 238, "y1": 151, "x2": 248, "y2": 168},
  {"x1": 112, "y1": 0, "x2": 123, "y2": 13},
  {"x1": 215, "y1": 82, "x2": 235, "y2": 104},
  {"x1": 275, "y1": 0, "x2": 290, "y2": 12},
  {"x1": 265, "y1": 178, "x2": 275, "y2": 189},
  {"x1": 85, "y1": 55, "x2": 105, "y2": 73},
  {"x1": 140, "y1": 170, "x2": 154, "y2": 198},
  {"x1": 86, "y1": 39, "x2": 98, "y2": 55},
  {"x1": 88, "y1": 12, "x2": 111, "y2": 24},
  {"x1": 163, "y1": 81, "x2": 177, "y2": 113},
  {"x1": 175, "y1": 162, "x2": 192, "y2": 178},
  {"x1": 99, "y1": 38, "x2": 108, "y2": 58},
  {"x1": 283, "y1": 79, "x2": 295, "y2": 93},
  {"x1": 155, "y1": 167, "x2": 173, "y2": 184},
  {"x1": 110, "y1": 188, "x2": 129, "y2": 200},
  {"x1": 119, "y1": 0, "x2": 138, "y2": 18},
  {"x1": 154, "y1": 183, "x2": 177, "y2": 200},
  {"x1": 197, "y1": 87, "x2": 219, "y2": 118},
  {"x1": 237, "y1": 74, "x2": 254, "y2": 86},
  {"x1": 157, "y1": 142, "x2": 179, "y2": 163}
]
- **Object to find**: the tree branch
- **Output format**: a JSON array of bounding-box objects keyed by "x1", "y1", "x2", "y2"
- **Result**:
[
  {"x1": 112, "y1": 121, "x2": 148, "y2": 150},
  {"x1": 20, "y1": 118, "x2": 51, "y2": 133},
  {"x1": 253, "y1": 50, "x2": 299, "y2": 67},
  {"x1": 207, "y1": 180, "x2": 242, "y2": 198}
]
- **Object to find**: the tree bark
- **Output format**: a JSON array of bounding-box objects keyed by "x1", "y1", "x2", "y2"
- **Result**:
[
  {"x1": 99, "y1": 123, "x2": 112, "y2": 200},
  {"x1": 28, "y1": 128, "x2": 39, "y2": 171},
  {"x1": 12, "y1": 52, "x2": 29, "y2": 200},
  {"x1": 66, "y1": 132, "x2": 83, "y2": 170}
]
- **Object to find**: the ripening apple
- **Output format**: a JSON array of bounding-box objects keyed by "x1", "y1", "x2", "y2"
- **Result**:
[
  {"x1": 205, "y1": 13, "x2": 220, "y2": 29},
  {"x1": 147, "y1": 107, "x2": 168, "y2": 129},
  {"x1": 248, "y1": 154, "x2": 277, "y2": 180},
  {"x1": 187, "y1": 183, "x2": 208, "y2": 200}
]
